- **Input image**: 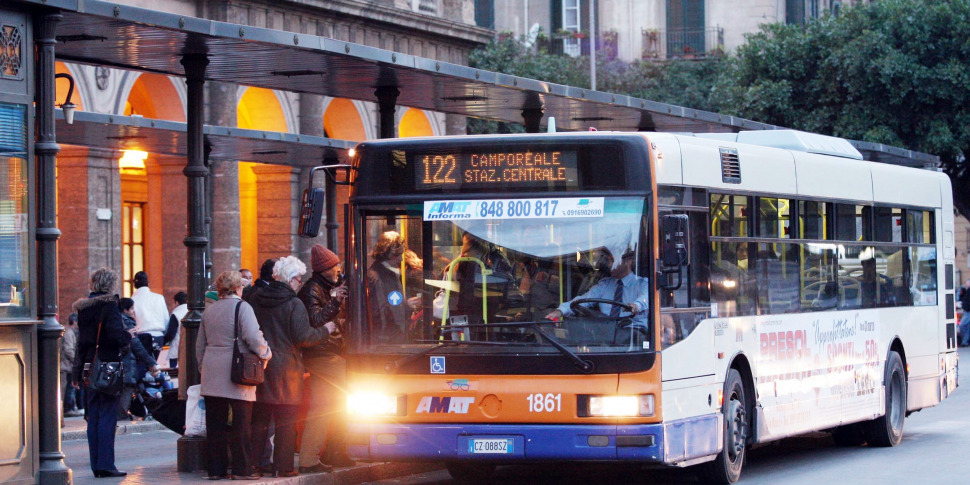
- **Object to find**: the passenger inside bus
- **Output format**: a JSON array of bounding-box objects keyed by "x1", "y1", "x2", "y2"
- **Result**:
[
  {"x1": 366, "y1": 231, "x2": 410, "y2": 344},
  {"x1": 438, "y1": 233, "x2": 521, "y2": 331},
  {"x1": 544, "y1": 249, "x2": 650, "y2": 327},
  {"x1": 860, "y1": 257, "x2": 895, "y2": 307}
]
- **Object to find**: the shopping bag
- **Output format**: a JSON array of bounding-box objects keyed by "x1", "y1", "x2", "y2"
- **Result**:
[{"x1": 184, "y1": 384, "x2": 206, "y2": 437}]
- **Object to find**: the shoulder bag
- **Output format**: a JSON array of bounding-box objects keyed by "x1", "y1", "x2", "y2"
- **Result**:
[
  {"x1": 230, "y1": 300, "x2": 265, "y2": 386},
  {"x1": 87, "y1": 316, "x2": 125, "y2": 396}
]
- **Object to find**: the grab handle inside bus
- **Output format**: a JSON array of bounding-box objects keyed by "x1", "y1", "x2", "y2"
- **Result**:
[{"x1": 659, "y1": 214, "x2": 689, "y2": 290}]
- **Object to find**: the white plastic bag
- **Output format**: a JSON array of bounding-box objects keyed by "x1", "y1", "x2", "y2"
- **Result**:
[
  {"x1": 432, "y1": 290, "x2": 447, "y2": 319},
  {"x1": 184, "y1": 384, "x2": 206, "y2": 437}
]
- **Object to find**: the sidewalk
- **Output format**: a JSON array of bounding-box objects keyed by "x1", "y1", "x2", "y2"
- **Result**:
[{"x1": 62, "y1": 416, "x2": 440, "y2": 485}]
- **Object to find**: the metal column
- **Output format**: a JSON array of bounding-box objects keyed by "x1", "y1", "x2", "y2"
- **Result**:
[
  {"x1": 177, "y1": 53, "x2": 209, "y2": 472},
  {"x1": 34, "y1": 11, "x2": 71, "y2": 485},
  {"x1": 323, "y1": 151, "x2": 340, "y2": 253},
  {"x1": 375, "y1": 86, "x2": 400, "y2": 139}
]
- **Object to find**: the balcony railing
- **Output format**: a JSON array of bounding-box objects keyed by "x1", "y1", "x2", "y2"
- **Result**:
[
  {"x1": 642, "y1": 26, "x2": 724, "y2": 60},
  {"x1": 532, "y1": 31, "x2": 619, "y2": 60}
]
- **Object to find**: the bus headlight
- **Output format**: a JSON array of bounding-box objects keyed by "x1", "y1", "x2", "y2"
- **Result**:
[
  {"x1": 583, "y1": 395, "x2": 655, "y2": 417},
  {"x1": 347, "y1": 392, "x2": 403, "y2": 416}
]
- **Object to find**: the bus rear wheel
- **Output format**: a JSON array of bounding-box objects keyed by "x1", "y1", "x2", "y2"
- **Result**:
[
  {"x1": 702, "y1": 368, "x2": 747, "y2": 484},
  {"x1": 445, "y1": 462, "x2": 496, "y2": 482},
  {"x1": 865, "y1": 350, "x2": 906, "y2": 447}
]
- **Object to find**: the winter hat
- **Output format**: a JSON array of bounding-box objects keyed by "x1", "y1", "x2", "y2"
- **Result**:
[{"x1": 311, "y1": 244, "x2": 340, "y2": 273}]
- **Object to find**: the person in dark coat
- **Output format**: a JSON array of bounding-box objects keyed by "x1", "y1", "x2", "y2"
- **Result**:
[
  {"x1": 72, "y1": 268, "x2": 132, "y2": 478},
  {"x1": 297, "y1": 245, "x2": 354, "y2": 473},
  {"x1": 117, "y1": 298, "x2": 157, "y2": 420},
  {"x1": 366, "y1": 231, "x2": 408, "y2": 344},
  {"x1": 198, "y1": 271, "x2": 272, "y2": 480},
  {"x1": 249, "y1": 256, "x2": 332, "y2": 477},
  {"x1": 243, "y1": 258, "x2": 277, "y2": 302}
]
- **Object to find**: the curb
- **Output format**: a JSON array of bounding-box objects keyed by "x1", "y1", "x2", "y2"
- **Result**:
[
  {"x1": 239, "y1": 462, "x2": 442, "y2": 485},
  {"x1": 62, "y1": 419, "x2": 169, "y2": 442}
]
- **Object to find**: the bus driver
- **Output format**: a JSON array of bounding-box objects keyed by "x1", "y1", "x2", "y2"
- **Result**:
[{"x1": 545, "y1": 249, "x2": 649, "y2": 326}]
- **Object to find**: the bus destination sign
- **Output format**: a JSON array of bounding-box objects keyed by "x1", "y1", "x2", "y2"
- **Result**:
[{"x1": 414, "y1": 150, "x2": 579, "y2": 190}]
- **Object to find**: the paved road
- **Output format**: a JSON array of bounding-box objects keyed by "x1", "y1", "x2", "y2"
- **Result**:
[{"x1": 362, "y1": 346, "x2": 969, "y2": 485}]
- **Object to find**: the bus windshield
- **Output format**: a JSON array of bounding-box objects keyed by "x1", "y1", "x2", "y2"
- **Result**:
[{"x1": 356, "y1": 196, "x2": 650, "y2": 356}]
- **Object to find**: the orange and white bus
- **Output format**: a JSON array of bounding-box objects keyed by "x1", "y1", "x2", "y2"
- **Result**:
[{"x1": 339, "y1": 131, "x2": 957, "y2": 483}]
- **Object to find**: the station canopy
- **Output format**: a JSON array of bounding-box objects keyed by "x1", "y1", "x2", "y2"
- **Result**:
[{"x1": 20, "y1": 0, "x2": 938, "y2": 168}]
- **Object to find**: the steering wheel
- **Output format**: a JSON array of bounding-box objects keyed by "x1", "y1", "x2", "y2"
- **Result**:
[{"x1": 569, "y1": 298, "x2": 632, "y2": 318}]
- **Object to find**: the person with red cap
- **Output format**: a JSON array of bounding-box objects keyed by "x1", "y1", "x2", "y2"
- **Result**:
[{"x1": 296, "y1": 244, "x2": 354, "y2": 472}]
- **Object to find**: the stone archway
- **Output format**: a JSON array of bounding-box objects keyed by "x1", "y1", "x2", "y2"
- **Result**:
[
  {"x1": 123, "y1": 73, "x2": 186, "y2": 121},
  {"x1": 323, "y1": 98, "x2": 368, "y2": 141},
  {"x1": 237, "y1": 87, "x2": 293, "y2": 274},
  {"x1": 398, "y1": 107, "x2": 435, "y2": 138},
  {"x1": 120, "y1": 73, "x2": 188, "y2": 299}
]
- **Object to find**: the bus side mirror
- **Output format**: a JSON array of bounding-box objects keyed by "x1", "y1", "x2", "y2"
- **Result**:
[
  {"x1": 298, "y1": 188, "x2": 325, "y2": 238},
  {"x1": 660, "y1": 214, "x2": 689, "y2": 268}
]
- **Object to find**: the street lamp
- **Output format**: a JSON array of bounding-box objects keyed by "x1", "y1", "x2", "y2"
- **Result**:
[{"x1": 54, "y1": 72, "x2": 77, "y2": 124}]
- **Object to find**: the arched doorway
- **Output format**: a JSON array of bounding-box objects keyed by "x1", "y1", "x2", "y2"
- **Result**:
[
  {"x1": 237, "y1": 87, "x2": 290, "y2": 274},
  {"x1": 323, "y1": 98, "x2": 367, "y2": 141},
  {"x1": 120, "y1": 73, "x2": 186, "y2": 297},
  {"x1": 398, "y1": 108, "x2": 434, "y2": 138},
  {"x1": 124, "y1": 73, "x2": 185, "y2": 121}
]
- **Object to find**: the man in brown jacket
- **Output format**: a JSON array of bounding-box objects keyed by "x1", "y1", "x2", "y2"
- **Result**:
[{"x1": 297, "y1": 245, "x2": 355, "y2": 472}]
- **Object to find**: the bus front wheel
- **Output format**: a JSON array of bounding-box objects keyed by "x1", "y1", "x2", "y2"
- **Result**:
[
  {"x1": 445, "y1": 462, "x2": 495, "y2": 482},
  {"x1": 702, "y1": 368, "x2": 746, "y2": 484},
  {"x1": 865, "y1": 350, "x2": 906, "y2": 447}
]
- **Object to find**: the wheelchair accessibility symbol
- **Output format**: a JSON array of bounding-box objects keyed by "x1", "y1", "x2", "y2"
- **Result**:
[{"x1": 430, "y1": 356, "x2": 446, "y2": 374}]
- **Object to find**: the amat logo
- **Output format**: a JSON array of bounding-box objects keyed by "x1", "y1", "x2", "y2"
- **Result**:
[
  {"x1": 415, "y1": 396, "x2": 475, "y2": 414},
  {"x1": 425, "y1": 201, "x2": 472, "y2": 220}
]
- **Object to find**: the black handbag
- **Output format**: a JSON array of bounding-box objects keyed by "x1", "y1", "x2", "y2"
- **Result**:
[
  {"x1": 229, "y1": 300, "x2": 265, "y2": 386},
  {"x1": 87, "y1": 318, "x2": 124, "y2": 396}
]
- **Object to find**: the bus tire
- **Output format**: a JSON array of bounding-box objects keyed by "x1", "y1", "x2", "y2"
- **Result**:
[
  {"x1": 702, "y1": 368, "x2": 747, "y2": 484},
  {"x1": 445, "y1": 462, "x2": 495, "y2": 482},
  {"x1": 831, "y1": 423, "x2": 866, "y2": 447},
  {"x1": 865, "y1": 350, "x2": 906, "y2": 447}
]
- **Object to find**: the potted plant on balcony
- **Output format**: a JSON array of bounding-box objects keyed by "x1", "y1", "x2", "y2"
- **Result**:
[{"x1": 642, "y1": 28, "x2": 661, "y2": 59}]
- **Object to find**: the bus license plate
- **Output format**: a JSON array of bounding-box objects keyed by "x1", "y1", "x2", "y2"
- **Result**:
[{"x1": 469, "y1": 438, "x2": 514, "y2": 454}]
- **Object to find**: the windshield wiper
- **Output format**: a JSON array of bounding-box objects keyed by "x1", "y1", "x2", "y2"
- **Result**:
[
  {"x1": 442, "y1": 320, "x2": 594, "y2": 372},
  {"x1": 528, "y1": 323, "x2": 594, "y2": 373}
]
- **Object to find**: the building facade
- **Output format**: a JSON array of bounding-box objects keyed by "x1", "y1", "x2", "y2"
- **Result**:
[
  {"x1": 488, "y1": 0, "x2": 970, "y2": 281},
  {"x1": 52, "y1": 0, "x2": 491, "y2": 324},
  {"x1": 493, "y1": 0, "x2": 871, "y2": 62}
]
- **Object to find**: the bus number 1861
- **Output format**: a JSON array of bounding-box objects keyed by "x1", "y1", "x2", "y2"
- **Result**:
[{"x1": 526, "y1": 393, "x2": 562, "y2": 413}]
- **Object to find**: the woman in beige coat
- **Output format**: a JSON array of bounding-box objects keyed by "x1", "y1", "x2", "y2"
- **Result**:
[{"x1": 198, "y1": 271, "x2": 272, "y2": 480}]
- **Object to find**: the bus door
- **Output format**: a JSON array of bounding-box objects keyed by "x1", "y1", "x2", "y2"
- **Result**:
[{"x1": 657, "y1": 186, "x2": 713, "y2": 382}]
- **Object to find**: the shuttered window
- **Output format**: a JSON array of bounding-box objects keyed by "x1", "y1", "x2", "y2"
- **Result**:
[{"x1": 0, "y1": 102, "x2": 30, "y2": 319}]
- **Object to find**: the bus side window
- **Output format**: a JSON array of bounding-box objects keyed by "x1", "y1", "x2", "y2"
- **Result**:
[{"x1": 660, "y1": 210, "x2": 710, "y2": 347}]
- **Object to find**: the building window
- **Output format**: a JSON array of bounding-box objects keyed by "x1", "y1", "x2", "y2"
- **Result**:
[
  {"x1": 0, "y1": 103, "x2": 29, "y2": 319},
  {"x1": 562, "y1": 0, "x2": 582, "y2": 56},
  {"x1": 666, "y1": 0, "x2": 706, "y2": 57},
  {"x1": 474, "y1": 0, "x2": 494, "y2": 29},
  {"x1": 786, "y1": 0, "x2": 805, "y2": 24},
  {"x1": 122, "y1": 202, "x2": 145, "y2": 297}
]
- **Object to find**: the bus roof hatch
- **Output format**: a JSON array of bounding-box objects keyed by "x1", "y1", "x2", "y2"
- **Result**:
[{"x1": 694, "y1": 130, "x2": 864, "y2": 160}]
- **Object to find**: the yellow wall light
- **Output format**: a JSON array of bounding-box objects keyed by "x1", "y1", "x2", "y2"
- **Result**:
[{"x1": 119, "y1": 150, "x2": 148, "y2": 170}]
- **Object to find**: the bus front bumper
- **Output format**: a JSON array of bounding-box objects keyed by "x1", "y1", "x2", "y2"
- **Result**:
[{"x1": 348, "y1": 415, "x2": 721, "y2": 464}]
